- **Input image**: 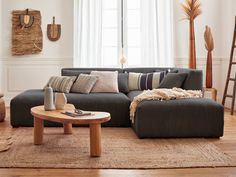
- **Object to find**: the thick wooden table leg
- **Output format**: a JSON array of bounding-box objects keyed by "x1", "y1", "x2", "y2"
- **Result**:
[
  {"x1": 34, "y1": 117, "x2": 44, "y2": 145},
  {"x1": 89, "y1": 123, "x2": 101, "y2": 157},
  {"x1": 63, "y1": 123, "x2": 73, "y2": 134}
]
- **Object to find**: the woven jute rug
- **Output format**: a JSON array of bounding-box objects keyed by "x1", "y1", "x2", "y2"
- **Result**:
[{"x1": 0, "y1": 128, "x2": 234, "y2": 169}]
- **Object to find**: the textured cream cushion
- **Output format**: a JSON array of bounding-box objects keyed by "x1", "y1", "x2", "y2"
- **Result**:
[
  {"x1": 90, "y1": 71, "x2": 119, "y2": 93},
  {"x1": 45, "y1": 76, "x2": 76, "y2": 93},
  {"x1": 71, "y1": 74, "x2": 98, "y2": 94}
]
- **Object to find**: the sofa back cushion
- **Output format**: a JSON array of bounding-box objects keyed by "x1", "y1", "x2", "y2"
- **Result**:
[
  {"x1": 124, "y1": 68, "x2": 203, "y2": 90},
  {"x1": 61, "y1": 68, "x2": 128, "y2": 93},
  {"x1": 90, "y1": 71, "x2": 119, "y2": 93},
  {"x1": 61, "y1": 68, "x2": 203, "y2": 91},
  {"x1": 177, "y1": 68, "x2": 203, "y2": 90},
  {"x1": 118, "y1": 73, "x2": 129, "y2": 93},
  {"x1": 61, "y1": 68, "x2": 123, "y2": 76}
]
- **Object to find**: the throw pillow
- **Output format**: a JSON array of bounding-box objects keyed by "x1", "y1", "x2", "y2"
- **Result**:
[
  {"x1": 44, "y1": 76, "x2": 76, "y2": 93},
  {"x1": 71, "y1": 74, "x2": 98, "y2": 94},
  {"x1": 159, "y1": 73, "x2": 188, "y2": 89},
  {"x1": 90, "y1": 71, "x2": 119, "y2": 93},
  {"x1": 128, "y1": 71, "x2": 166, "y2": 91}
]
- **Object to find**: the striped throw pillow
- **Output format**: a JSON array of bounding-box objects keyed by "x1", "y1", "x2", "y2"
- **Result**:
[
  {"x1": 71, "y1": 74, "x2": 98, "y2": 94},
  {"x1": 128, "y1": 72, "x2": 166, "y2": 91},
  {"x1": 45, "y1": 76, "x2": 76, "y2": 93}
]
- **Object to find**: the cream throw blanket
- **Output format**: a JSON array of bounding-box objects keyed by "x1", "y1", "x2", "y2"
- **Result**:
[{"x1": 130, "y1": 87, "x2": 202, "y2": 123}]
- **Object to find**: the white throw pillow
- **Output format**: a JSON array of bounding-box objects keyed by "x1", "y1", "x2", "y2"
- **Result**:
[{"x1": 90, "y1": 71, "x2": 119, "y2": 93}]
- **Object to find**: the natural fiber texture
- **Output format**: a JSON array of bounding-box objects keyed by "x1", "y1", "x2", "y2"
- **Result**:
[
  {"x1": 0, "y1": 136, "x2": 12, "y2": 152},
  {"x1": 204, "y1": 26, "x2": 214, "y2": 52},
  {"x1": 0, "y1": 128, "x2": 234, "y2": 169},
  {"x1": 181, "y1": 0, "x2": 202, "y2": 20},
  {"x1": 12, "y1": 10, "x2": 43, "y2": 55},
  {"x1": 130, "y1": 88, "x2": 202, "y2": 122}
]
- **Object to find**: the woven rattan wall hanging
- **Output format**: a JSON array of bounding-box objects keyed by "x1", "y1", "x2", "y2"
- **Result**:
[
  {"x1": 12, "y1": 9, "x2": 43, "y2": 56},
  {"x1": 47, "y1": 16, "x2": 61, "y2": 41}
]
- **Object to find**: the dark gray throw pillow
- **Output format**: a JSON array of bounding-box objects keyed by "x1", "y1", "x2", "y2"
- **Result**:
[
  {"x1": 158, "y1": 73, "x2": 188, "y2": 89},
  {"x1": 118, "y1": 73, "x2": 129, "y2": 93}
]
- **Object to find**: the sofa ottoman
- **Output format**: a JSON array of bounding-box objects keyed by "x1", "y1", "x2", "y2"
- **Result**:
[{"x1": 128, "y1": 91, "x2": 224, "y2": 138}]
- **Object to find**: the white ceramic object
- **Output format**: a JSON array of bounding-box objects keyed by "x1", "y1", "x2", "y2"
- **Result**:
[
  {"x1": 44, "y1": 86, "x2": 55, "y2": 111},
  {"x1": 55, "y1": 93, "x2": 67, "y2": 110}
]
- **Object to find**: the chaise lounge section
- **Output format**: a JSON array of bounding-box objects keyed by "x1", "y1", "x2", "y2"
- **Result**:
[{"x1": 10, "y1": 67, "x2": 224, "y2": 138}]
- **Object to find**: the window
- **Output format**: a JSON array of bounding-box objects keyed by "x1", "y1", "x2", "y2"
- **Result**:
[
  {"x1": 101, "y1": 0, "x2": 119, "y2": 66},
  {"x1": 101, "y1": 0, "x2": 143, "y2": 66},
  {"x1": 126, "y1": 0, "x2": 141, "y2": 66},
  {"x1": 75, "y1": 0, "x2": 173, "y2": 67}
]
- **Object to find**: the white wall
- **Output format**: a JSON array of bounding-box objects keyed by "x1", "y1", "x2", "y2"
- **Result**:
[
  {"x1": 174, "y1": 0, "x2": 236, "y2": 108},
  {"x1": 1, "y1": 0, "x2": 236, "y2": 108},
  {"x1": 0, "y1": 0, "x2": 74, "y2": 105}
]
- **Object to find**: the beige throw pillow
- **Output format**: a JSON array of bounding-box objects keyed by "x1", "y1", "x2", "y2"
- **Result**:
[
  {"x1": 44, "y1": 76, "x2": 76, "y2": 93},
  {"x1": 90, "y1": 71, "x2": 119, "y2": 93},
  {"x1": 71, "y1": 74, "x2": 98, "y2": 94}
]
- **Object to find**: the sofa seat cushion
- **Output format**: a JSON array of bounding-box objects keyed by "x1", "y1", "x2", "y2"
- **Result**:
[
  {"x1": 66, "y1": 92, "x2": 130, "y2": 126},
  {"x1": 133, "y1": 98, "x2": 224, "y2": 138},
  {"x1": 10, "y1": 90, "x2": 131, "y2": 127},
  {"x1": 127, "y1": 91, "x2": 143, "y2": 101}
]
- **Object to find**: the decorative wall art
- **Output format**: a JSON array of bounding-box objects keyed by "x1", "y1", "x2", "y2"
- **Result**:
[
  {"x1": 12, "y1": 9, "x2": 43, "y2": 56},
  {"x1": 47, "y1": 16, "x2": 61, "y2": 41}
]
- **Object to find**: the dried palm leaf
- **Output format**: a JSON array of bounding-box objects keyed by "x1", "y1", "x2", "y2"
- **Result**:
[
  {"x1": 204, "y1": 26, "x2": 214, "y2": 52},
  {"x1": 181, "y1": 0, "x2": 202, "y2": 21}
]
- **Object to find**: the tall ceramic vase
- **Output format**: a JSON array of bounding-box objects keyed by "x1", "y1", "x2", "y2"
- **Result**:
[
  {"x1": 55, "y1": 93, "x2": 67, "y2": 110},
  {"x1": 44, "y1": 86, "x2": 55, "y2": 111}
]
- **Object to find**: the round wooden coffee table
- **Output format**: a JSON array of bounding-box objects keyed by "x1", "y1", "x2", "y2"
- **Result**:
[{"x1": 31, "y1": 104, "x2": 110, "y2": 157}]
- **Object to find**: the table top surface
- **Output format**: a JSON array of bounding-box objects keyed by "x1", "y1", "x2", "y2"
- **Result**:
[{"x1": 31, "y1": 104, "x2": 111, "y2": 124}]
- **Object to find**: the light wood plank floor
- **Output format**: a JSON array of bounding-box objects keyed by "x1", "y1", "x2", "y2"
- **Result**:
[{"x1": 1, "y1": 108, "x2": 236, "y2": 177}]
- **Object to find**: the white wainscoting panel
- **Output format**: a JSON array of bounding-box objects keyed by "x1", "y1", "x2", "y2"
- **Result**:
[
  {"x1": 7, "y1": 66, "x2": 61, "y2": 92},
  {"x1": 2, "y1": 57, "x2": 73, "y2": 106}
]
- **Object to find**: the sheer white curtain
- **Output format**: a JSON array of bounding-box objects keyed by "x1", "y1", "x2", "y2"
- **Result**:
[
  {"x1": 74, "y1": 0, "x2": 102, "y2": 67},
  {"x1": 74, "y1": 0, "x2": 174, "y2": 67},
  {"x1": 139, "y1": 0, "x2": 174, "y2": 67}
]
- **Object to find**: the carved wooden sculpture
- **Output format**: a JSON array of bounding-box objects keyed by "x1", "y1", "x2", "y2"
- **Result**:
[
  {"x1": 204, "y1": 26, "x2": 214, "y2": 88},
  {"x1": 181, "y1": 0, "x2": 202, "y2": 69}
]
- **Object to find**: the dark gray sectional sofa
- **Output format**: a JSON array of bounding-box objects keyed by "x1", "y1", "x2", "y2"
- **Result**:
[{"x1": 10, "y1": 67, "x2": 224, "y2": 138}]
